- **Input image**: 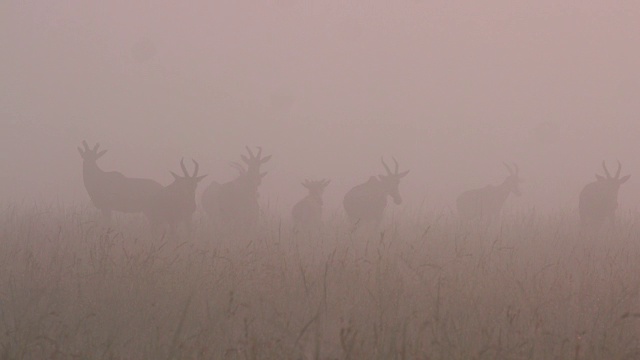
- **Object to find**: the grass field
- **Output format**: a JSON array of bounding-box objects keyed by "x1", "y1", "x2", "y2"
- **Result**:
[{"x1": 1, "y1": 203, "x2": 640, "y2": 359}]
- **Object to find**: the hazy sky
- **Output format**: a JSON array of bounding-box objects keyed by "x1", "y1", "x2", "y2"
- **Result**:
[{"x1": 2, "y1": 1, "x2": 639, "y2": 213}]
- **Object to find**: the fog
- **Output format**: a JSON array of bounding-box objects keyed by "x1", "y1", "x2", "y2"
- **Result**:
[{"x1": 2, "y1": 1, "x2": 639, "y2": 214}]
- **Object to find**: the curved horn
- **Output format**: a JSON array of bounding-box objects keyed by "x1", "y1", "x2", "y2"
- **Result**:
[
  {"x1": 180, "y1": 157, "x2": 189, "y2": 177},
  {"x1": 615, "y1": 160, "x2": 622, "y2": 179},
  {"x1": 503, "y1": 162, "x2": 514, "y2": 175},
  {"x1": 82, "y1": 140, "x2": 90, "y2": 151},
  {"x1": 229, "y1": 161, "x2": 246, "y2": 174},
  {"x1": 93, "y1": 143, "x2": 100, "y2": 152},
  {"x1": 192, "y1": 159, "x2": 199, "y2": 177},
  {"x1": 245, "y1": 146, "x2": 255, "y2": 159},
  {"x1": 256, "y1": 146, "x2": 262, "y2": 159},
  {"x1": 392, "y1": 157, "x2": 399, "y2": 174},
  {"x1": 381, "y1": 157, "x2": 392, "y2": 175},
  {"x1": 512, "y1": 162, "x2": 519, "y2": 175},
  {"x1": 602, "y1": 161, "x2": 612, "y2": 179}
]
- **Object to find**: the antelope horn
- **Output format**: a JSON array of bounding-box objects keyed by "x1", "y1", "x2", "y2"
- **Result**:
[
  {"x1": 230, "y1": 161, "x2": 246, "y2": 174},
  {"x1": 180, "y1": 157, "x2": 189, "y2": 177},
  {"x1": 504, "y1": 162, "x2": 514, "y2": 175},
  {"x1": 245, "y1": 146, "x2": 254, "y2": 159},
  {"x1": 381, "y1": 157, "x2": 392, "y2": 175},
  {"x1": 615, "y1": 160, "x2": 622, "y2": 179},
  {"x1": 93, "y1": 143, "x2": 100, "y2": 152},
  {"x1": 602, "y1": 161, "x2": 612, "y2": 179},
  {"x1": 512, "y1": 162, "x2": 519, "y2": 175},
  {"x1": 256, "y1": 146, "x2": 262, "y2": 159},
  {"x1": 392, "y1": 157, "x2": 399, "y2": 174},
  {"x1": 192, "y1": 159, "x2": 199, "y2": 177},
  {"x1": 82, "y1": 140, "x2": 90, "y2": 151}
]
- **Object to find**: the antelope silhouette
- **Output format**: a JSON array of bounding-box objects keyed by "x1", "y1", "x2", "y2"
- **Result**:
[
  {"x1": 292, "y1": 179, "x2": 330, "y2": 231},
  {"x1": 343, "y1": 157, "x2": 409, "y2": 229},
  {"x1": 579, "y1": 161, "x2": 630, "y2": 230},
  {"x1": 145, "y1": 158, "x2": 206, "y2": 236},
  {"x1": 78, "y1": 141, "x2": 162, "y2": 220},
  {"x1": 201, "y1": 147, "x2": 271, "y2": 231},
  {"x1": 456, "y1": 163, "x2": 522, "y2": 222}
]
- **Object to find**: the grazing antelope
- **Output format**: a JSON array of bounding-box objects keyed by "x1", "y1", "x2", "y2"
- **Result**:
[
  {"x1": 78, "y1": 141, "x2": 163, "y2": 219},
  {"x1": 292, "y1": 179, "x2": 331, "y2": 231},
  {"x1": 456, "y1": 163, "x2": 522, "y2": 222},
  {"x1": 579, "y1": 161, "x2": 630, "y2": 230},
  {"x1": 343, "y1": 157, "x2": 409, "y2": 228},
  {"x1": 145, "y1": 158, "x2": 206, "y2": 235},
  {"x1": 201, "y1": 147, "x2": 271, "y2": 230}
]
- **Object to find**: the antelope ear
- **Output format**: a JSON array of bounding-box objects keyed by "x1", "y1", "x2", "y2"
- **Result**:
[
  {"x1": 398, "y1": 170, "x2": 410, "y2": 178},
  {"x1": 96, "y1": 149, "x2": 107, "y2": 158},
  {"x1": 241, "y1": 155, "x2": 250, "y2": 164},
  {"x1": 260, "y1": 155, "x2": 272, "y2": 164},
  {"x1": 196, "y1": 174, "x2": 208, "y2": 182},
  {"x1": 620, "y1": 175, "x2": 631, "y2": 183},
  {"x1": 170, "y1": 171, "x2": 181, "y2": 180},
  {"x1": 596, "y1": 174, "x2": 606, "y2": 181}
]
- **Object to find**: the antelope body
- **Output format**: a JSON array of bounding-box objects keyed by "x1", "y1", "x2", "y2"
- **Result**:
[
  {"x1": 456, "y1": 163, "x2": 522, "y2": 222},
  {"x1": 201, "y1": 147, "x2": 271, "y2": 230},
  {"x1": 579, "y1": 161, "x2": 630, "y2": 230},
  {"x1": 292, "y1": 179, "x2": 330, "y2": 230},
  {"x1": 343, "y1": 158, "x2": 409, "y2": 227},
  {"x1": 78, "y1": 141, "x2": 162, "y2": 218},
  {"x1": 145, "y1": 158, "x2": 206, "y2": 234}
]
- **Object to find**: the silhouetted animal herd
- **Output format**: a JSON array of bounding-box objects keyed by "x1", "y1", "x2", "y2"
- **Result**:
[{"x1": 78, "y1": 141, "x2": 630, "y2": 235}]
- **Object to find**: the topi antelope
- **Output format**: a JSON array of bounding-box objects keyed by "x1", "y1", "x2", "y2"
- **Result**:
[
  {"x1": 292, "y1": 179, "x2": 331, "y2": 231},
  {"x1": 579, "y1": 161, "x2": 630, "y2": 230},
  {"x1": 78, "y1": 141, "x2": 163, "y2": 219},
  {"x1": 145, "y1": 158, "x2": 206, "y2": 236},
  {"x1": 456, "y1": 163, "x2": 522, "y2": 222},
  {"x1": 343, "y1": 157, "x2": 409, "y2": 228},
  {"x1": 201, "y1": 147, "x2": 271, "y2": 230}
]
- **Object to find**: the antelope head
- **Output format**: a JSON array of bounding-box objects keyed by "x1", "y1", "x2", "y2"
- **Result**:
[
  {"x1": 77, "y1": 141, "x2": 107, "y2": 163},
  {"x1": 302, "y1": 179, "x2": 331, "y2": 198},
  {"x1": 170, "y1": 158, "x2": 207, "y2": 195},
  {"x1": 503, "y1": 162, "x2": 523, "y2": 196},
  {"x1": 241, "y1": 146, "x2": 271, "y2": 187},
  {"x1": 379, "y1": 157, "x2": 410, "y2": 205},
  {"x1": 595, "y1": 160, "x2": 630, "y2": 197}
]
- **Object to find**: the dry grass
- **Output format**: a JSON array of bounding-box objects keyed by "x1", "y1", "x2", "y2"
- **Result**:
[{"x1": 1, "y1": 203, "x2": 640, "y2": 359}]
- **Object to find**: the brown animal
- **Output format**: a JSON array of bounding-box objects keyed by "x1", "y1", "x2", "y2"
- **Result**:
[
  {"x1": 292, "y1": 179, "x2": 331, "y2": 231},
  {"x1": 145, "y1": 158, "x2": 206, "y2": 236},
  {"x1": 579, "y1": 161, "x2": 630, "y2": 230},
  {"x1": 78, "y1": 141, "x2": 162, "y2": 220}
]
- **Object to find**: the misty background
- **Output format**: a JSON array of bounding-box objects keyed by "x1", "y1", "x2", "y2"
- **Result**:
[{"x1": 2, "y1": 1, "x2": 639, "y2": 215}]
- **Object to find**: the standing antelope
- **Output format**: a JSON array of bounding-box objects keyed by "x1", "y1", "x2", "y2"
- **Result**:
[
  {"x1": 201, "y1": 147, "x2": 271, "y2": 230},
  {"x1": 292, "y1": 179, "x2": 331, "y2": 231},
  {"x1": 456, "y1": 163, "x2": 522, "y2": 222},
  {"x1": 343, "y1": 157, "x2": 409, "y2": 228},
  {"x1": 145, "y1": 158, "x2": 206, "y2": 235},
  {"x1": 78, "y1": 141, "x2": 163, "y2": 219},
  {"x1": 579, "y1": 161, "x2": 630, "y2": 230}
]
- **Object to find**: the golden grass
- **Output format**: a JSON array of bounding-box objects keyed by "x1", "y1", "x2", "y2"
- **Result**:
[{"x1": 1, "y1": 203, "x2": 640, "y2": 359}]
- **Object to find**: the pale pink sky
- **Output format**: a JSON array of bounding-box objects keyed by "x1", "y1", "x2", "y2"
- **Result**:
[{"x1": 1, "y1": 1, "x2": 639, "y2": 213}]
